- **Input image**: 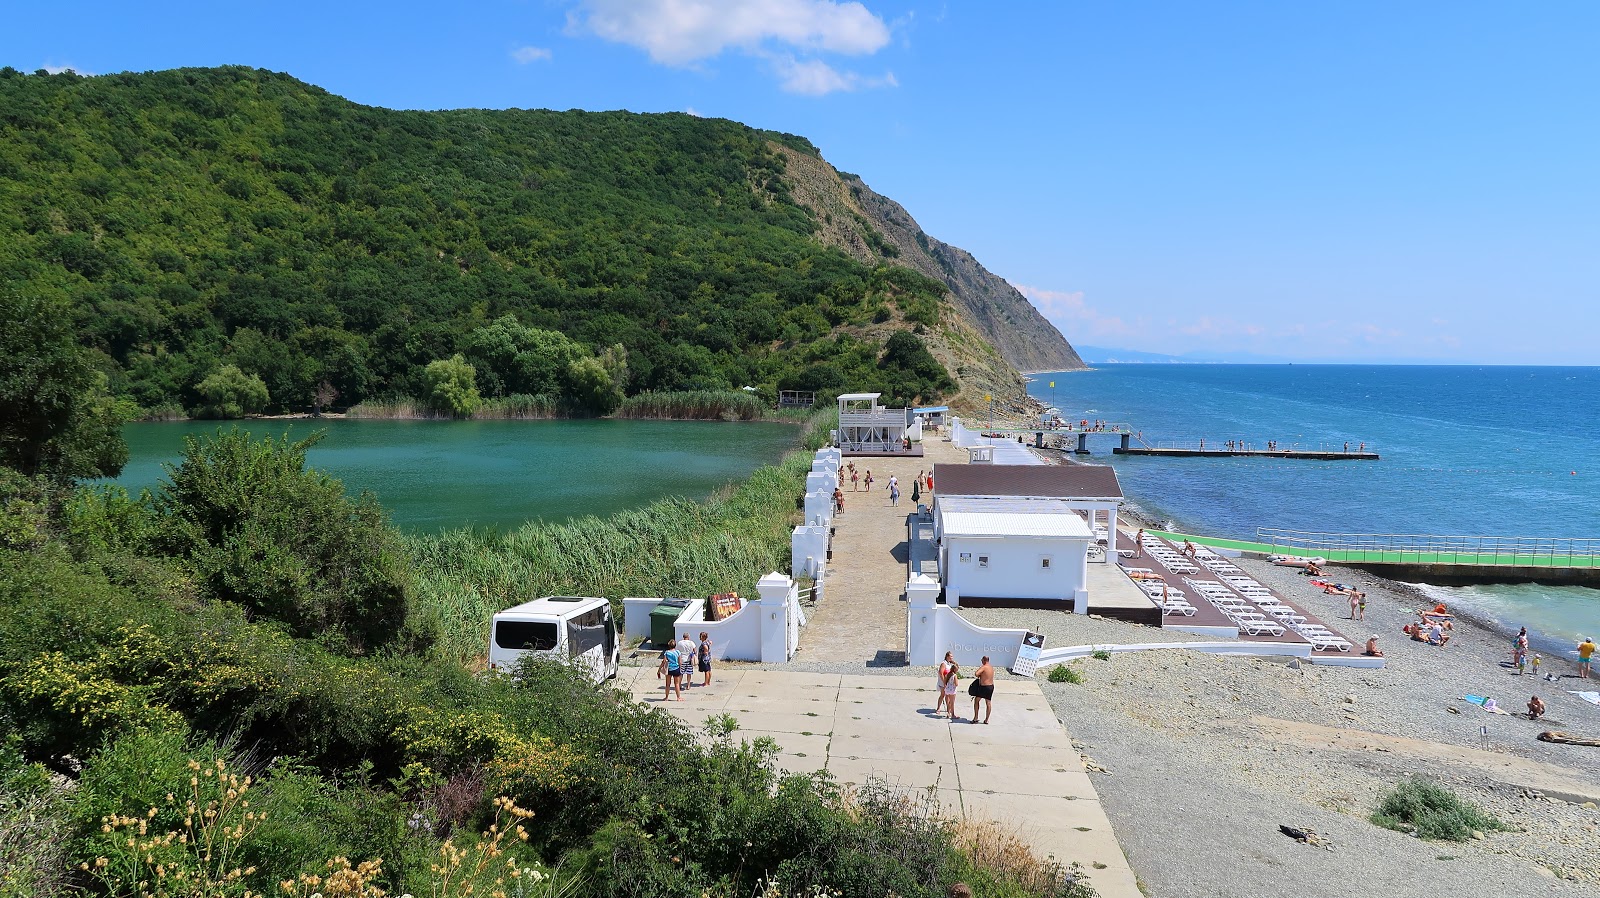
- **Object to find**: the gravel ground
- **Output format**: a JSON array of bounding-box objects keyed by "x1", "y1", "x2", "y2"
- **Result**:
[{"x1": 1032, "y1": 557, "x2": 1600, "y2": 896}]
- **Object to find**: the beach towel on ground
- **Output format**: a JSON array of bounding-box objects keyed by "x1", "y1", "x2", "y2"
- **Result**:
[{"x1": 1571, "y1": 691, "x2": 1600, "y2": 707}]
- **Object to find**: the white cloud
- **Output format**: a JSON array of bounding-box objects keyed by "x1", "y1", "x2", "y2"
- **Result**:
[
  {"x1": 1014, "y1": 284, "x2": 1137, "y2": 339},
  {"x1": 685, "y1": 106, "x2": 704, "y2": 117},
  {"x1": 569, "y1": 0, "x2": 896, "y2": 95},
  {"x1": 41, "y1": 63, "x2": 92, "y2": 75},
  {"x1": 511, "y1": 46, "x2": 553, "y2": 64},
  {"x1": 771, "y1": 55, "x2": 895, "y2": 95}
]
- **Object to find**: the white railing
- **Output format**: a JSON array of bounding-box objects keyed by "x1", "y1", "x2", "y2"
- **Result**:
[{"x1": 1258, "y1": 528, "x2": 1600, "y2": 565}]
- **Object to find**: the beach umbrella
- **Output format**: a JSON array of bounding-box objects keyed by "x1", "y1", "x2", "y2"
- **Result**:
[{"x1": 911, "y1": 481, "x2": 921, "y2": 503}]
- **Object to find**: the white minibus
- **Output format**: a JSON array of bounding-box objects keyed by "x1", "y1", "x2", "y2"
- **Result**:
[{"x1": 488, "y1": 596, "x2": 620, "y2": 682}]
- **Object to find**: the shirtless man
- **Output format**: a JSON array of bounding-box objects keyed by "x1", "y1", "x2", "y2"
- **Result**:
[
  {"x1": 970, "y1": 656, "x2": 996, "y2": 724},
  {"x1": 1527, "y1": 695, "x2": 1546, "y2": 720}
]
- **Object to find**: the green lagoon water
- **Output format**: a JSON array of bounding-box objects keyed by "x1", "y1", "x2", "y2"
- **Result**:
[{"x1": 112, "y1": 419, "x2": 801, "y2": 532}]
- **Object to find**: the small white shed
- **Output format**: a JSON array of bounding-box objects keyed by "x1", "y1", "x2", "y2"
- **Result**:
[{"x1": 936, "y1": 497, "x2": 1093, "y2": 609}]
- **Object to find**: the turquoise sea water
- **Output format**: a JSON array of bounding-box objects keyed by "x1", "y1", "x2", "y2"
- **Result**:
[
  {"x1": 1028, "y1": 365, "x2": 1600, "y2": 646},
  {"x1": 111, "y1": 418, "x2": 799, "y2": 532}
]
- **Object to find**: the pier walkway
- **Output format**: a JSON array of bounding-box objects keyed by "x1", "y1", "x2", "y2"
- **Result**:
[
  {"x1": 1114, "y1": 446, "x2": 1379, "y2": 460},
  {"x1": 1145, "y1": 528, "x2": 1600, "y2": 586}
]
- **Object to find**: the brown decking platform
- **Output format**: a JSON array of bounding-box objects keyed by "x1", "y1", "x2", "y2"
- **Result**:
[{"x1": 1113, "y1": 531, "x2": 1365, "y2": 661}]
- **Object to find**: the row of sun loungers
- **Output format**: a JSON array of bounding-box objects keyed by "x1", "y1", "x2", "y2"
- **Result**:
[
  {"x1": 1126, "y1": 534, "x2": 1354, "y2": 651},
  {"x1": 1182, "y1": 577, "x2": 1286, "y2": 636}
]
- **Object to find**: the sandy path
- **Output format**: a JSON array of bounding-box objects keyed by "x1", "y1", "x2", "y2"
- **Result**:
[{"x1": 795, "y1": 438, "x2": 970, "y2": 663}]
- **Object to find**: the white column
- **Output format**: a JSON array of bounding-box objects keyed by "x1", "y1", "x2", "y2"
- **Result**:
[
  {"x1": 905, "y1": 574, "x2": 941, "y2": 665},
  {"x1": 1108, "y1": 505, "x2": 1120, "y2": 555},
  {"x1": 1076, "y1": 542, "x2": 1091, "y2": 615},
  {"x1": 756, "y1": 572, "x2": 793, "y2": 663}
]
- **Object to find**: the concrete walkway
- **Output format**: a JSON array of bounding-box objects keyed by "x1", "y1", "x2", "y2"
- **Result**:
[
  {"x1": 799, "y1": 438, "x2": 970, "y2": 664},
  {"x1": 620, "y1": 666, "x2": 1142, "y2": 898}
]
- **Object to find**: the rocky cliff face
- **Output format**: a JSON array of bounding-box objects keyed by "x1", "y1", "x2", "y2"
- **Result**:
[{"x1": 775, "y1": 146, "x2": 1085, "y2": 377}]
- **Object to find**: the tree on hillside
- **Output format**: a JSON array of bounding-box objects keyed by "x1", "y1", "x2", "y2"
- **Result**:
[
  {"x1": 878, "y1": 331, "x2": 955, "y2": 405},
  {"x1": 465, "y1": 316, "x2": 623, "y2": 415},
  {"x1": 195, "y1": 364, "x2": 270, "y2": 419},
  {"x1": 0, "y1": 291, "x2": 130, "y2": 480},
  {"x1": 424, "y1": 354, "x2": 482, "y2": 417}
]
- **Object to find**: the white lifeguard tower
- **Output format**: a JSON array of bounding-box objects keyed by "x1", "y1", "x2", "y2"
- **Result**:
[{"x1": 836, "y1": 392, "x2": 920, "y2": 456}]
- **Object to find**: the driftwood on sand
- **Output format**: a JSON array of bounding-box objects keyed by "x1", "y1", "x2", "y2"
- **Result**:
[{"x1": 1537, "y1": 730, "x2": 1600, "y2": 747}]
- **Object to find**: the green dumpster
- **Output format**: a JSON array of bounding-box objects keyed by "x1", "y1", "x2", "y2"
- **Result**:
[{"x1": 649, "y1": 599, "x2": 691, "y2": 648}]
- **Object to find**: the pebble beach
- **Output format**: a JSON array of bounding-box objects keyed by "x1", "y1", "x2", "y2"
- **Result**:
[{"x1": 963, "y1": 552, "x2": 1600, "y2": 897}]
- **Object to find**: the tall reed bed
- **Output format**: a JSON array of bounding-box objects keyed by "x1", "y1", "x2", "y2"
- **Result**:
[
  {"x1": 615, "y1": 390, "x2": 767, "y2": 421},
  {"x1": 345, "y1": 398, "x2": 447, "y2": 419},
  {"x1": 347, "y1": 395, "x2": 558, "y2": 419},
  {"x1": 407, "y1": 408, "x2": 835, "y2": 662},
  {"x1": 474, "y1": 394, "x2": 558, "y2": 418}
]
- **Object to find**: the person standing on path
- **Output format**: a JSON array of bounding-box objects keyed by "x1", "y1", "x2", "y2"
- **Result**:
[
  {"x1": 1134, "y1": 528, "x2": 1145, "y2": 557},
  {"x1": 864, "y1": 470, "x2": 874, "y2": 491},
  {"x1": 969, "y1": 656, "x2": 995, "y2": 724},
  {"x1": 850, "y1": 468, "x2": 860, "y2": 491},
  {"x1": 1513, "y1": 627, "x2": 1529, "y2": 674},
  {"x1": 926, "y1": 472, "x2": 933, "y2": 494},
  {"x1": 697, "y1": 631, "x2": 713, "y2": 687},
  {"x1": 1349, "y1": 591, "x2": 1361, "y2": 620},
  {"x1": 935, "y1": 652, "x2": 955, "y2": 718},
  {"x1": 833, "y1": 487, "x2": 845, "y2": 515},
  {"x1": 889, "y1": 482, "x2": 900, "y2": 507},
  {"x1": 1578, "y1": 636, "x2": 1596, "y2": 678},
  {"x1": 677, "y1": 633, "x2": 697, "y2": 689},
  {"x1": 657, "y1": 642, "x2": 683, "y2": 701},
  {"x1": 942, "y1": 661, "x2": 962, "y2": 721}
]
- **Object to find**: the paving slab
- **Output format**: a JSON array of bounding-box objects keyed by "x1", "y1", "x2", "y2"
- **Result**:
[
  {"x1": 837, "y1": 673, "x2": 933, "y2": 691},
  {"x1": 952, "y1": 742, "x2": 1081, "y2": 771},
  {"x1": 729, "y1": 710, "x2": 834, "y2": 735},
  {"x1": 827, "y1": 756, "x2": 960, "y2": 791},
  {"x1": 830, "y1": 734, "x2": 957, "y2": 765},
  {"x1": 736, "y1": 729, "x2": 832, "y2": 759},
  {"x1": 957, "y1": 763, "x2": 1097, "y2": 799}
]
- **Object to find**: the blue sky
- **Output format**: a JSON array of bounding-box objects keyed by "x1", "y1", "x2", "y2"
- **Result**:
[{"x1": 9, "y1": 1, "x2": 1599, "y2": 364}]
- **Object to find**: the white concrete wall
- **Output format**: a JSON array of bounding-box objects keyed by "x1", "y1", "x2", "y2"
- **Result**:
[
  {"x1": 622, "y1": 597, "x2": 659, "y2": 644},
  {"x1": 802, "y1": 490, "x2": 834, "y2": 527},
  {"x1": 624, "y1": 576, "x2": 796, "y2": 663},
  {"x1": 669, "y1": 600, "x2": 762, "y2": 662},
  {"x1": 791, "y1": 525, "x2": 828, "y2": 578},
  {"x1": 906, "y1": 576, "x2": 1029, "y2": 668},
  {"x1": 944, "y1": 535, "x2": 1090, "y2": 602}
]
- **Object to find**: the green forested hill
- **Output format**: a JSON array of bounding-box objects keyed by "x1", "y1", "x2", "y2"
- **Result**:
[{"x1": 0, "y1": 65, "x2": 961, "y2": 415}]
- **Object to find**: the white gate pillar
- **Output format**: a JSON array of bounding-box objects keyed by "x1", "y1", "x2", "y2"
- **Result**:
[
  {"x1": 905, "y1": 574, "x2": 941, "y2": 665},
  {"x1": 756, "y1": 572, "x2": 793, "y2": 663}
]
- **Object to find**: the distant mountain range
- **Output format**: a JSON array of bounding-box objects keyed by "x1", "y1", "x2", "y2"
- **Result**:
[{"x1": 1073, "y1": 345, "x2": 1466, "y2": 365}]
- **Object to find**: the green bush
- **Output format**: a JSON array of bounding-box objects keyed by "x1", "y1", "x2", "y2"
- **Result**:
[
  {"x1": 0, "y1": 736, "x2": 72, "y2": 898},
  {"x1": 150, "y1": 429, "x2": 411, "y2": 653},
  {"x1": 195, "y1": 363, "x2": 270, "y2": 418},
  {"x1": 1371, "y1": 778, "x2": 1508, "y2": 841},
  {"x1": 1047, "y1": 664, "x2": 1084, "y2": 684},
  {"x1": 1090, "y1": 649, "x2": 1113, "y2": 661},
  {"x1": 424, "y1": 355, "x2": 483, "y2": 417}
]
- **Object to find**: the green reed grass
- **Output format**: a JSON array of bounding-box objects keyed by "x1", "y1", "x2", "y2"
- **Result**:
[
  {"x1": 407, "y1": 408, "x2": 836, "y2": 662},
  {"x1": 615, "y1": 390, "x2": 767, "y2": 421}
]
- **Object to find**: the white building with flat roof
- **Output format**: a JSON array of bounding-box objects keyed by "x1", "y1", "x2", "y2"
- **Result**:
[{"x1": 936, "y1": 497, "x2": 1093, "y2": 610}]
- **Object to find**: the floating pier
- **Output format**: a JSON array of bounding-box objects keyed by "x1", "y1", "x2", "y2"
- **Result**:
[{"x1": 1114, "y1": 446, "x2": 1380, "y2": 460}]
